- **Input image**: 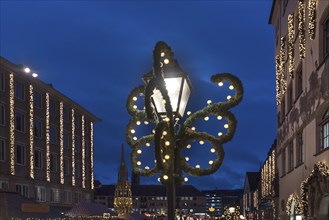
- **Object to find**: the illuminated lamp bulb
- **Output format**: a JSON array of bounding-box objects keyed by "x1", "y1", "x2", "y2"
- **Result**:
[
  {"x1": 186, "y1": 144, "x2": 191, "y2": 149},
  {"x1": 144, "y1": 121, "x2": 149, "y2": 125},
  {"x1": 162, "y1": 131, "x2": 167, "y2": 136},
  {"x1": 24, "y1": 67, "x2": 31, "y2": 73},
  {"x1": 137, "y1": 161, "x2": 141, "y2": 166},
  {"x1": 218, "y1": 82, "x2": 224, "y2": 87},
  {"x1": 229, "y1": 85, "x2": 234, "y2": 90},
  {"x1": 204, "y1": 116, "x2": 209, "y2": 121},
  {"x1": 137, "y1": 149, "x2": 142, "y2": 154},
  {"x1": 163, "y1": 175, "x2": 169, "y2": 180},
  {"x1": 218, "y1": 132, "x2": 223, "y2": 136},
  {"x1": 164, "y1": 155, "x2": 170, "y2": 160},
  {"x1": 185, "y1": 157, "x2": 189, "y2": 161},
  {"x1": 131, "y1": 129, "x2": 135, "y2": 134},
  {"x1": 210, "y1": 148, "x2": 215, "y2": 153},
  {"x1": 191, "y1": 127, "x2": 196, "y2": 131},
  {"x1": 184, "y1": 177, "x2": 188, "y2": 182},
  {"x1": 145, "y1": 166, "x2": 150, "y2": 170},
  {"x1": 165, "y1": 141, "x2": 170, "y2": 146},
  {"x1": 162, "y1": 99, "x2": 166, "y2": 104},
  {"x1": 195, "y1": 165, "x2": 200, "y2": 169},
  {"x1": 164, "y1": 59, "x2": 169, "y2": 64},
  {"x1": 160, "y1": 52, "x2": 165, "y2": 57},
  {"x1": 133, "y1": 105, "x2": 137, "y2": 109},
  {"x1": 133, "y1": 96, "x2": 137, "y2": 101},
  {"x1": 146, "y1": 143, "x2": 150, "y2": 147},
  {"x1": 32, "y1": 73, "x2": 38, "y2": 78},
  {"x1": 133, "y1": 136, "x2": 137, "y2": 140},
  {"x1": 154, "y1": 160, "x2": 157, "y2": 163},
  {"x1": 217, "y1": 115, "x2": 222, "y2": 120},
  {"x1": 209, "y1": 160, "x2": 214, "y2": 165},
  {"x1": 199, "y1": 140, "x2": 204, "y2": 145},
  {"x1": 187, "y1": 111, "x2": 192, "y2": 115},
  {"x1": 207, "y1": 100, "x2": 212, "y2": 105},
  {"x1": 157, "y1": 177, "x2": 161, "y2": 182},
  {"x1": 136, "y1": 121, "x2": 141, "y2": 125},
  {"x1": 152, "y1": 129, "x2": 155, "y2": 134},
  {"x1": 227, "y1": 95, "x2": 232, "y2": 100},
  {"x1": 163, "y1": 159, "x2": 166, "y2": 163},
  {"x1": 164, "y1": 117, "x2": 170, "y2": 122},
  {"x1": 224, "y1": 124, "x2": 229, "y2": 129}
]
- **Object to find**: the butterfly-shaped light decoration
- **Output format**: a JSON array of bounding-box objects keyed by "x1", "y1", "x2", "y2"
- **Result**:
[{"x1": 126, "y1": 41, "x2": 243, "y2": 185}]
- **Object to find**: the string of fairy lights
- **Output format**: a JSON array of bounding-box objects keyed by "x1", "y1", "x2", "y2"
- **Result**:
[
  {"x1": 82, "y1": 115, "x2": 86, "y2": 189},
  {"x1": 9, "y1": 73, "x2": 15, "y2": 175},
  {"x1": 286, "y1": 193, "x2": 303, "y2": 216},
  {"x1": 276, "y1": 0, "x2": 317, "y2": 104},
  {"x1": 60, "y1": 102, "x2": 64, "y2": 184},
  {"x1": 71, "y1": 109, "x2": 76, "y2": 186},
  {"x1": 91, "y1": 122, "x2": 94, "y2": 190},
  {"x1": 29, "y1": 85, "x2": 35, "y2": 179},
  {"x1": 46, "y1": 93, "x2": 51, "y2": 182},
  {"x1": 261, "y1": 150, "x2": 275, "y2": 198}
]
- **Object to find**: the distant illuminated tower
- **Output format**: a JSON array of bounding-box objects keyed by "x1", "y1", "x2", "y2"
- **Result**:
[{"x1": 114, "y1": 144, "x2": 132, "y2": 215}]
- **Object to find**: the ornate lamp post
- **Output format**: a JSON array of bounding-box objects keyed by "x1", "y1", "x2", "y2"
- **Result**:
[{"x1": 126, "y1": 41, "x2": 243, "y2": 220}]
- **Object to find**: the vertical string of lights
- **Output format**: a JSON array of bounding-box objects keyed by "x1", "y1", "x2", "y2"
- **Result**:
[
  {"x1": 71, "y1": 109, "x2": 76, "y2": 186},
  {"x1": 288, "y1": 14, "x2": 295, "y2": 78},
  {"x1": 90, "y1": 122, "x2": 94, "y2": 190},
  {"x1": 308, "y1": 0, "x2": 316, "y2": 40},
  {"x1": 9, "y1": 73, "x2": 15, "y2": 175},
  {"x1": 29, "y1": 85, "x2": 34, "y2": 179},
  {"x1": 275, "y1": 55, "x2": 281, "y2": 104},
  {"x1": 298, "y1": 0, "x2": 306, "y2": 59},
  {"x1": 60, "y1": 102, "x2": 64, "y2": 184},
  {"x1": 81, "y1": 115, "x2": 86, "y2": 188},
  {"x1": 46, "y1": 93, "x2": 51, "y2": 182}
]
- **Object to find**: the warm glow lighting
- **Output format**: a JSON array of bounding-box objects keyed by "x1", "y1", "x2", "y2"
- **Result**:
[
  {"x1": 136, "y1": 121, "x2": 141, "y2": 125},
  {"x1": 288, "y1": 13, "x2": 295, "y2": 78},
  {"x1": 60, "y1": 102, "x2": 64, "y2": 184},
  {"x1": 204, "y1": 116, "x2": 209, "y2": 121},
  {"x1": 165, "y1": 141, "x2": 170, "y2": 146},
  {"x1": 164, "y1": 117, "x2": 170, "y2": 122},
  {"x1": 133, "y1": 136, "x2": 137, "y2": 141},
  {"x1": 298, "y1": 0, "x2": 306, "y2": 59},
  {"x1": 32, "y1": 73, "x2": 38, "y2": 78},
  {"x1": 217, "y1": 115, "x2": 222, "y2": 120},
  {"x1": 218, "y1": 82, "x2": 223, "y2": 86},
  {"x1": 229, "y1": 85, "x2": 234, "y2": 90},
  {"x1": 71, "y1": 109, "x2": 75, "y2": 186},
  {"x1": 162, "y1": 131, "x2": 167, "y2": 136},
  {"x1": 133, "y1": 105, "x2": 137, "y2": 109},
  {"x1": 24, "y1": 67, "x2": 31, "y2": 73},
  {"x1": 152, "y1": 129, "x2": 155, "y2": 134},
  {"x1": 137, "y1": 161, "x2": 141, "y2": 166},
  {"x1": 224, "y1": 124, "x2": 229, "y2": 128},
  {"x1": 91, "y1": 122, "x2": 94, "y2": 189},
  {"x1": 210, "y1": 148, "x2": 215, "y2": 153},
  {"x1": 163, "y1": 175, "x2": 168, "y2": 180},
  {"x1": 137, "y1": 149, "x2": 142, "y2": 154},
  {"x1": 187, "y1": 111, "x2": 191, "y2": 115},
  {"x1": 9, "y1": 74, "x2": 15, "y2": 175},
  {"x1": 146, "y1": 143, "x2": 150, "y2": 147},
  {"x1": 209, "y1": 160, "x2": 214, "y2": 165},
  {"x1": 184, "y1": 177, "x2": 188, "y2": 182},
  {"x1": 157, "y1": 177, "x2": 161, "y2": 182},
  {"x1": 160, "y1": 52, "x2": 165, "y2": 57},
  {"x1": 207, "y1": 100, "x2": 212, "y2": 105},
  {"x1": 133, "y1": 96, "x2": 137, "y2": 101},
  {"x1": 186, "y1": 144, "x2": 191, "y2": 149},
  {"x1": 164, "y1": 155, "x2": 170, "y2": 160},
  {"x1": 199, "y1": 140, "x2": 204, "y2": 145},
  {"x1": 191, "y1": 127, "x2": 196, "y2": 131},
  {"x1": 29, "y1": 85, "x2": 34, "y2": 179},
  {"x1": 185, "y1": 157, "x2": 189, "y2": 161},
  {"x1": 145, "y1": 166, "x2": 150, "y2": 170},
  {"x1": 229, "y1": 207, "x2": 235, "y2": 213},
  {"x1": 46, "y1": 93, "x2": 50, "y2": 182},
  {"x1": 218, "y1": 132, "x2": 223, "y2": 136},
  {"x1": 308, "y1": 0, "x2": 316, "y2": 40},
  {"x1": 82, "y1": 115, "x2": 86, "y2": 188},
  {"x1": 144, "y1": 121, "x2": 149, "y2": 125},
  {"x1": 227, "y1": 95, "x2": 231, "y2": 100},
  {"x1": 131, "y1": 129, "x2": 135, "y2": 134},
  {"x1": 195, "y1": 165, "x2": 200, "y2": 169},
  {"x1": 163, "y1": 59, "x2": 169, "y2": 64}
]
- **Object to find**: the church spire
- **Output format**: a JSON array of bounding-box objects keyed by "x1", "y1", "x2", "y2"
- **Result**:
[
  {"x1": 121, "y1": 143, "x2": 125, "y2": 166},
  {"x1": 118, "y1": 144, "x2": 128, "y2": 182}
]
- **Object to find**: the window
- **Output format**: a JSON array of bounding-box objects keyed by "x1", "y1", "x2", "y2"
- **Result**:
[
  {"x1": 50, "y1": 126, "x2": 56, "y2": 144},
  {"x1": 75, "y1": 138, "x2": 80, "y2": 153},
  {"x1": 16, "y1": 144, "x2": 26, "y2": 165},
  {"x1": 74, "y1": 113, "x2": 80, "y2": 128},
  {"x1": 50, "y1": 153, "x2": 58, "y2": 172},
  {"x1": 75, "y1": 162, "x2": 80, "y2": 178},
  {"x1": 0, "y1": 181, "x2": 8, "y2": 190},
  {"x1": 0, "y1": 104, "x2": 5, "y2": 125},
  {"x1": 16, "y1": 184, "x2": 29, "y2": 198},
  {"x1": 33, "y1": 91, "x2": 42, "y2": 108},
  {"x1": 63, "y1": 191, "x2": 72, "y2": 204},
  {"x1": 50, "y1": 188, "x2": 60, "y2": 203},
  {"x1": 324, "y1": 14, "x2": 329, "y2": 58},
  {"x1": 49, "y1": 99, "x2": 56, "y2": 116},
  {"x1": 282, "y1": 148, "x2": 286, "y2": 176},
  {"x1": 296, "y1": 131, "x2": 304, "y2": 165},
  {"x1": 288, "y1": 142, "x2": 294, "y2": 171},
  {"x1": 280, "y1": 96, "x2": 286, "y2": 124},
  {"x1": 0, "y1": 73, "x2": 4, "y2": 91},
  {"x1": 322, "y1": 111, "x2": 329, "y2": 150},
  {"x1": 34, "y1": 149, "x2": 43, "y2": 169},
  {"x1": 34, "y1": 119, "x2": 42, "y2": 138},
  {"x1": 287, "y1": 82, "x2": 293, "y2": 112},
  {"x1": 14, "y1": 81, "x2": 24, "y2": 100},
  {"x1": 74, "y1": 192, "x2": 82, "y2": 203},
  {"x1": 15, "y1": 111, "x2": 25, "y2": 132},
  {"x1": 63, "y1": 132, "x2": 69, "y2": 149},
  {"x1": 63, "y1": 107, "x2": 70, "y2": 123},
  {"x1": 295, "y1": 66, "x2": 303, "y2": 98},
  {"x1": 36, "y1": 186, "x2": 46, "y2": 202},
  {"x1": 0, "y1": 139, "x2": 5, "y2": 161},
  {"x1": 64, "y1": 158, "x2": 70, "y2": 175}
]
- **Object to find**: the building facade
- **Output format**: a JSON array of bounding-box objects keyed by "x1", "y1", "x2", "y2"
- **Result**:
[
  {"x1": 269, "y1": 0, "x2": 329, "y2": 219},
  {"x1": 0, "y1": 57, "x2": 100, "y2": 213},
  {"x1": 243, "y1": 172, "x2": 260, "y2": 220}
]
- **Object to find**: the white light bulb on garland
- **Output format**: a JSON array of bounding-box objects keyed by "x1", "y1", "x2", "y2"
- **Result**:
[
  {"x1": 24, "y1": 67, "x2": 31, "y2": 73},
  {"x1": 163, "y1": 175, "x2": 169, "y2": 180},
  {"x1": 133, "y1": 105, "x2": 137, "y2": 109},
  {"x1": 144, "y1": 121, "x2": 149, "y2": 125},
  {"x1": 133, "y1": 97, "x2": 137, "y2": 101},
  {"x1": 165, "y1": 141, "x2": 170, "y2": 146},
  {"x1": 199, "y1": 140, "x2": 204, "y2": 145},
  {"x1": 152, "y1": 129, "x2": 155, "y2": 134},
  {"x1": 163, "y1": 159, "x2": 166, "y2": 163},
  {"x1": 187, "y1": 111, "x2": 191, "y2": 115},
  {"x1": 164, "y1": 155, "x2": 170, "y2": 160},
  {"x1": 133, "y1": 136, "x2": 137, "y2": 140},
  {"x1": 211, "y1": 148, "x2": 215, "y2": 153},
  {"x1": 218, "y1": 132, "x2": 223, "y2": 136},
  {"x1": 204, "y1": 116, "x2": 209, "y2": 121},
  {"x1": 164, "y1": 59, "x2": 169, "y2": 64},
  {"x1": 162, "y1": 99, "x2": 166, "y2": 104},
  {"x1": 184, "y1": 177, "x2": 188, "y2": 182},
  {"x1": 209, "y1": 160, "x2": 214, "y2": 165},
  {"x1": 137, "y1": 149, "x2": 142, "y2": 154},
  {"x1": 218, "y1": 82, "x2": 223, "y2": 86},
  {"x1": 217, "y1": 115, "x2": 222, "y2": 120},
  {"x1": 145, "y1": 166, "x2": 150, "y2": 170},
  {"x1": 186, "y1": 144, "x2": 191, "y2": 149},
  {"x1": 131, "y1": 129, "x2": 135, "y2": 134},
  {"x1": 154, "y1": 160, "x2": 157, "y2": 163},
  {"x1": 224, "y1": 124, "x2": 228, "y2": 129},
  {"x1": 191, "y1": 127, "x2": 196, "y2": 131},
  {"x1": 229, "y1": 85, "x2": 234, "y2": 90},
  {"x1": 165, "y1": 117, "x2": 170, "y2": 122},
  {"x1": 137, "y1": 161, "x2": 141, "y2": 166},
  {"x1": 196, "y1": 165, "x2": 200, "y2": 169},
  {"x1": 160, "y1": 52, "x2": 165, "y2": 57},
  {"x1": 162, "y1": 131, "x2": 167, "y2": 136},
  {"x1": 207, "y1": 100, "x2": 212, "y2": 105},
  {"x1": 185, "y1": 157, "x2": 189, "y2": 161},
  {"x1": 146, "y1": 143, "x2": 150, "y2": 147},
  {"x1": 157, "y1": 177, "x2": 161, "y2": 182},
  {"x1": 227, "y1": 95, "x2": 231, "y2": 100},
  {"x1": 136, "y1": 121, "x2": 141, "y2": 125}
]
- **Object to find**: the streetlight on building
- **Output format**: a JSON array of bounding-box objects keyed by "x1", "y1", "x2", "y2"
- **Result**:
[{"x1": 126, "y1": 41, "x2": 243, "y2": 220}]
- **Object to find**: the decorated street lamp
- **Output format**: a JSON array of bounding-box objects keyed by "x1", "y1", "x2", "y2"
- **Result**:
[{"x1": 126, "y1": 41, "x2": 243, "y2": 220}]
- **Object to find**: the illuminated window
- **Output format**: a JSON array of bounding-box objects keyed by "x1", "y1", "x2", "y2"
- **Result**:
[
  {"x1": 0, "y1": 104, "x2": 5, "y2": 125},
  {"x1": 33, "y1": 91, "x2": 42, "y2": 108},
  {"x1": 14, "y1": 81, "x2": 25, "y2": 100},
  {"x1": 0, "y1": 139, "x2": 5, "y2": 161},
  {"x1": 50, "y1": 126, "x2": 56, "y2": 144},
  {"x1": 49, "y1": 99, "x2": 56, "y2": 116},
  {"x1": 16, "y1": 144, "x2": 26, "y2": 165},
  {"x1": 0, "y1": 73, "x2": 4, "y2": 91},
  {"x1": 296, "y1": 131, "x2": 304, "y2": 165},
  {"x1": 321, "y1": 109, "x2": 329, "y2": 150},
  {"x1": 50, "y1": 153, "x2": 58, "y2": 172},
  {"x1": 63, "y1": 191, "x2": 72, "y2": 204},
  {"x1": 16, "y1": 184, "x2": 29, "y2": 198},
  {"x1": 34, "y1": 118, "x2": 42, "y2": 138},
  {"x1": 36, "y1": 186, "x2": 46, "y2": 202},
  {"x1": 34, "y1": 149, "x2": 43, "y2": 169},
  {"x1": 50, "y1": 188, "x2": 60, "y2": 203},
  {"x1": 64, "y1": 158, "x2": 70, "y2": 175},
  {"x1": 15, "y1": 111, "x2": 25, "y2": 132}
]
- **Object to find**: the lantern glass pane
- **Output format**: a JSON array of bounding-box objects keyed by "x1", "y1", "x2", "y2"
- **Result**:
[{"x1": 179, "y1": 78, "x2": 191, "y2": 117}]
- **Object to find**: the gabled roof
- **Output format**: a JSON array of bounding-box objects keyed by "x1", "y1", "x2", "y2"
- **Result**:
[{"x1": 244, "y1": 172, "x2": 260, "y2": 193}]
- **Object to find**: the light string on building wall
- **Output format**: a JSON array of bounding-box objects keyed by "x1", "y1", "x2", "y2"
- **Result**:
[
  {"x1": 286, "y1": 193, "x2": 303, "y2": 216},
  {"x1": 90, "y1": 122, "x2": 94, "y2": 190},
  {"x1": 9, "y1": 73, "x2": 15, "y2": 175},
  {"x1": 298, "y1": 0, "x2": 306, "y2": 59},
  {"x1": 288, "y1": 13, "x2": 295, "y2": 78},
  {"x1": 308, "y1": 0, "x2": 316, "y2": 40},
  {"x1": 29, "y1": 85, "x2": 34, "y2": 179},
  {"x1": 81, "y1": 115, "x2": 86, "y2": 189},
  {"x1": 60, "y1": 102, "x2": 64, "y2": 184},
  {"x1": 71, "y1": 109, "x2": 76, "y2": 186},
  {"x1": 46, "y1": 93, "x2": 50, "y2": 182},
  {"x1": 275, "y1": 38, "x2": 286, "y2": 104}
]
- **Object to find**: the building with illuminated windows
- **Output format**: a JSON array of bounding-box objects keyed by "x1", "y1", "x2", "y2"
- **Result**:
[
  {"x1": 0, "y1": 56, "x2": 100, "y2": 217},
  {"x1": 269, "y1": 0, "x2": 329, "y2": 219}
]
